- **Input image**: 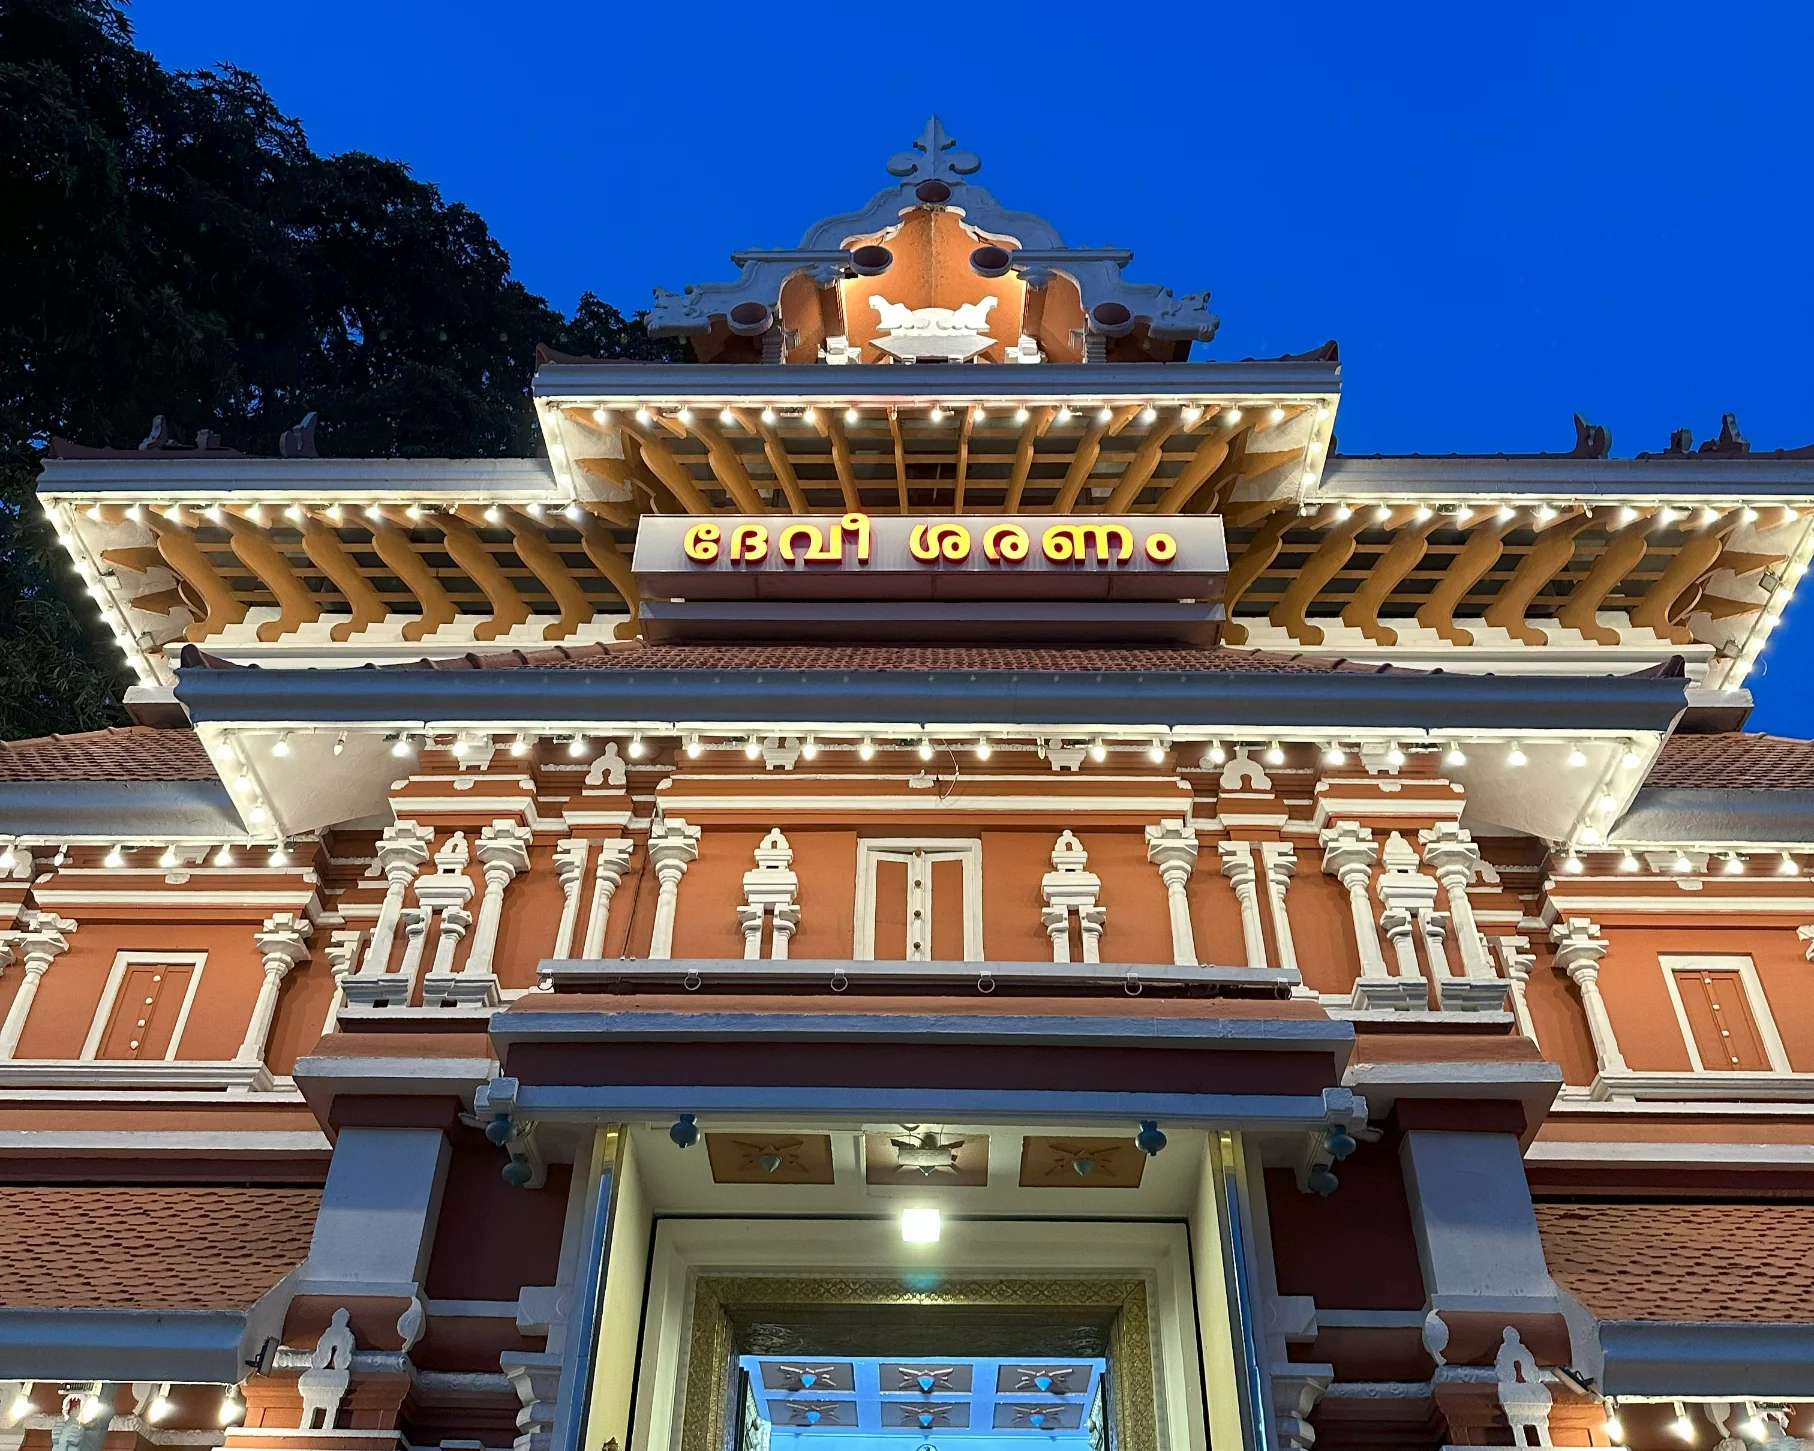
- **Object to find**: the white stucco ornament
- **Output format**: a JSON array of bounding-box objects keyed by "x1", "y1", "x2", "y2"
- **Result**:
[{"x1": 868, "y1": 295, "x2": 998, "y2": 361}]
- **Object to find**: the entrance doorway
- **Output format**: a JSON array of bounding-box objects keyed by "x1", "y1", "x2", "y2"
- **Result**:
[{"x1": 684, "y1": 1277, "x2": 1156, "y2": 1451}]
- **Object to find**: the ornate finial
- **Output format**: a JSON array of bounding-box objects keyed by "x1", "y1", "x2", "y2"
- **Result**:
[{"x1": 886, "y1": 116, "x2": 981, "y2": 184}]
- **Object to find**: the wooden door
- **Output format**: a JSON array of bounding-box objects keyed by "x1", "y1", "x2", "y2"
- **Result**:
[
  {"x1": 97, "y1": 963, "x2": 196, "y2": 1060},
  {"x1": 1672, "y1": 967, "x2": 1771, "y2": 1071}
]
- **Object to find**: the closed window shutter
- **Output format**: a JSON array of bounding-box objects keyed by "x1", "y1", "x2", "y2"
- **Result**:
[
  {"x1": 1672, "y1": 967, "x2": 1771, "y2": 1071},
  {"x1": 98, "y1": 964, "x2": 194, "y2": 1060}
]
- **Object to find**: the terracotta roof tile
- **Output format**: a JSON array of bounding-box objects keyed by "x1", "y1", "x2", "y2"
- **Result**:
[
  {"x1": 368, "y1": 642, "x2": 1410, "y2": 674},
  {"x1": 1535, "y1": 1201, "x2": 1814, "y2": 1322},
  {"x1": 0, "y1": 1186, "x2": 318, "y2": 1310},
  {"x1": 0, "y1": 727, "x2": 217, "y2": 783},
  {"x1": 1646, "y1": 732, "x2": 1814, "y2": 790}
]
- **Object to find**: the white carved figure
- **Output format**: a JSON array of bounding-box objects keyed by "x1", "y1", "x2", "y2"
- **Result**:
[
  {"x1": 1493, "y1": 1326, "x2": 1552, "y2": 1447},
  {"x1": 740, "y1": 828, "x2": 801, "y2": 960},
  {"x1": 297, "y1": 1308, "x2": 356, "y2": 1430},
  {"x1": 1041, "y1": 830, "x2": 1105, "y2": 964},
  {"x1": 584, "y1": 743, "x2": 626, "y2": 788},
  {"x1": 869, "y1": 294, "x2": 998, "y2": 361}
]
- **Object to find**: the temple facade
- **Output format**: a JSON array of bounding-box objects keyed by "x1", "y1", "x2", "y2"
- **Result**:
[{"x1": 5, "y1": 119, "x2": 1814, "y2": 1451}]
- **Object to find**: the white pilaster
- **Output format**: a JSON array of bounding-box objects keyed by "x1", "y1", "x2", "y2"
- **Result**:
[
  {"x1": 1145, "y1": 820, "x2": 1199, "y2": 967},
  {"x1": 647, "y1": 817, "x2": 701, "y2": 960},
  {"x1": 1218, "y1": 840, "x2": 1267, "y2": 970},
  {"x1": 0, "y1": 911, "x2": 76, "y2": 1059},
  {"x1": 579, "y1": 840, "x2": 636, "y2": 959},
  {"x1": 1550, "y1": 917, "x2": 1626, "y2": 1074},
  {"x1": 355, "y1": 822, "x2": 433, "y2": 978},
  {"x1": 237, "y1": 911, "x2": 311, "y2": 1065},
  {"x1": 1259, "y1": 841, "x2": 1300, "y2": 974},
  {"x1": 550, "y1": 839, "x2": 591, "y2": 960},
  {"x1": 1494, "y1": 935, "x2": 1540, "y2": 1045},
  {"x1": 1320, "y1": 822, "x2": 1393, "y2": 1004}
]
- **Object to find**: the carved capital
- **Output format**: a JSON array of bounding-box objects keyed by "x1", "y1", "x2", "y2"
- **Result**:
[
  {"x1": 477, "y1": 820, "x2": 535, "y2": 880},
  {"x1": 255, "y1": 910, "x2": 312, "y2": 975},
  {"x1": 1419, "y1": 820, "x2": 1482, "y2": 886},
  {"x1": 376, "y1": 820, "x2": 435, "y2": 880},
  {"x1": 1145, "y1": 819, "x2": 1199, "y2": 879},
  {"x1": 648, "y1": 816, "x2": 701, "y2": 882},
  {"x1": 1319, "y1": 820, "x2": 1377, "y2": 886}
]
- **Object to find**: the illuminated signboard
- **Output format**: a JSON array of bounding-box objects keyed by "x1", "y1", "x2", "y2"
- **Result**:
[{"x1": 633, "y1": 513, "x2": 1225, "y2": 603}]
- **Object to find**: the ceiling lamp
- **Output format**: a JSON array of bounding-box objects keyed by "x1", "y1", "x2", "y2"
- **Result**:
[
  {"x1": 975, "y1": 738, "x2": 992, "y2": 761},
  {"x1": 745, "y1": 736, "x2": 762, "y2": 759},
  {"x1": 1013, "y1": 406, "x2": 1030, "y2": 423},
  {"x1": 1205, "y1": 741, "x2": 1227, "y2": 766},
  {"x1": 391, "y1": 734, "x2": 414, "y2": 758},
  {"x1": 1567, "y1": 745, "x2": 1588, "y2": 768},
  {"x1": 1507, "y1": 743, "x2": 1528, "y2": 767},
  {"x1": 1268, "y1": 405, "x2": 1285, "y2": 422},
  {"x1": 859, "y1": 736, "x2": 876, "y2": 761},
  {"x1": 1562, "y1": 851, "x2": 1583, "y2": 874},
  {"x1": 845, "y1": 406, "x2": 860, "y2": 424},
  {"x1": 1096, "y1": 405, "x2": 1112, "y2": 422},
  {"x1": 509, "y1": 734, "x2": 530, "y2": 757},
  {"x1": 684, "y1": 734, "x2": 703, "y2": 759},
  {"x1": 1265, "y1": 740, "x2": 1286, "y2": 766},
  {"x1": 1226, "y1": 407, "x2": 1243, "y2": 423},
  {"x1": 1723, "y1": 852, "x2": 1745, "y2": 875},
  {"x1": 919, "y1": 739, "x2": 935, "y2": 762},
  {"x1": 799, "y1": 736, "x2": 819, "y2": 760},
  {"x1": 760, "y1": 407, "x2": 776, "y2": 424},
  {"x1": 1779, "y1": 851, "x2": 1800, "y2": 876},
  {"x1": 1324, "y1": 743, "x2": 1347, "y2": 766},
  {"x1": 104, "y1": 844, "x2": 124, "y2": 868},
  {"x1": 900, "y1": 1206, "x2": 941, "y2": 1244},
  {"x1": 1444, "y1": 743, "x2": 1467, "y2": 767},
  {"x1": 1147, "y1": 740, "x2": 1166, "y2": 763},
  {"x1": 1385, "y1": 741, "x2": 1406, "y2": 767},
  {"x1": 158, "y1": 845, "x2": 178, "y2": 868},
  {"x1": 627, "y1": 735, "x2": 646, "y2": 759},
  {"x1": 213, "y1": 844, "x2": 235, "y2": 867},
  {"x1": 269, "y1": 845, "x2": 290, "y2": 866},
  {"x1": 1619, "y1": 851, "x2": 1639, "y2": 873},
  {"x1": 1669, "y1": 1403, "x2": 1696, "y2": 1443},
  {"x1": 718, "y1": 408, "x2": 735, "y2": 425},
  {"x1": 568, "y1": 736, "x2": 587, "y2": 757},
  {"x1": 271, "y1": 731, "x2": 292, "y2": 758},
  {"x1": 1089, "y1": 739, "x2": 1108, "y2": 762},
  {"x1": 1139, "y1": 406, "x2": 1157, "y2": 424},
  {"x1": 1673, "y1": 851, "x2": 1693, "y2": 873}
]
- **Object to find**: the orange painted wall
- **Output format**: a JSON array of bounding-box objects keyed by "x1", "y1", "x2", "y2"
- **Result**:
[
  {"x1": 1186, "y1": 853, "x2": 1251, "y2": 968},
  {"x1": 1283, "y1": 861, "x2": 1363, "y2": 995},
  {"x1": 1087, "y1": 831, "x2": 1181, "y2": 966},
  {"x1": 980, "y1": 830, "x2": 1061, "y2": 962},
  {"x1": 265, "y1": 958, "x2": 337, "y2": 1076},
  {"x1": 491, "y1": 842, "x2": 572, "y2": 988},
  {"x1": 1598, "y1": 924, "x2": 1814, "y2": 1073},
  {"x1": 670, "y1": 829, "x2": 764, "y2": 960},
  {"x1": 1522, "y1": 942, "x2": 1600, "y2": 1087},
  {"x1": 785, "y1": 830, "x2": 857, "y2": 959},
  {"x1": 10, "y1": 921, "x2": 262, "y2": 1061}
]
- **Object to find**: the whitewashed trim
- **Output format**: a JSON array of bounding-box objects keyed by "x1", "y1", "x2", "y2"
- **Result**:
[{"x1": 853, "y1": 837, "x2": 983, "y2": 961}]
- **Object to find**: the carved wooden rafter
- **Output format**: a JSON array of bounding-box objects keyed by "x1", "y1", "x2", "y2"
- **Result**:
[
  {"x1": 146, "y1": 510, "x2": 247, "y2": 641},
  {"x1": 1416, "y1": 512, "x2": 1518, "y2": 645}
]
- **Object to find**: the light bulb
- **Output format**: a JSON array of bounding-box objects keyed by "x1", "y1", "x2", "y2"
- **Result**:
[
  {"x1": 859, "y1": 737, "x2": 875, "y2": 761},
  {"x1": 451, "y1": 739, "x2": 470, "y2": 758},
  {"x1": 1623, "y1": 745, "x2": 1641, "y2": 769},
  {"x1": 635, "y1": 407, "x2": 652, "y2": 424},
  {"x1": 845, "y1": 407, "x2": 860, "y2": 424},
  {"x1": 975, "y1": 739, "x2": 992, "y2": 761},
  {"x1": 685, "y1": 735, "x2": 703, "y2": 759},
  {"x1": 391, "y1": 735, "x2": 413, "y2": 758},
  {"x1": 1182, "y1": 404, "x2": 1203, "y2": 422},
  {"x1": 1333, "y1": 504, "x2": 1352, "y2": 521},
  {"x1": 7, "y1": 1389, "x2": 30, "y2": 1423},
  {"x1": 1673, "y1": 851, "x2": 1693, "y2": 873},
  {"x1": 1139, "y1": 406, "x2": 1157, "y2": 424},
  {"x1": 568, "y1": 736, "x2": 587, "y2": 757},
  {"x1": 1603, "y1": 1408, "x2": 1625, "y2": 1443},
  {"x1": 509, "y1": 735, "x2": 529, "y2": 757},
  {"x1": 1014, "y1": 406, "x2": 1030, "y2": 424},
  {"x1": 800, "y1": 737, "x2": 818, "y2": 760},
  {"x1": 1096, "y1": 405, "x2": 1113, "y2": 422},
  {"x1": 1567, "y1": 746, "x2": 1587, "y2": 768},
  {"x1": 1325, "y1": 744, "x2": 1347, "y2": 766},
  {"x1": 220, "y1": 1389, "x2": 244, "y2": 1427},
  {"x1": 1265, "y1": 740, "x2": 1286, "y2": 766},
  {"x1": 271, "y1": 731, "x2": 291, "y2": 758},
  {"x1": 269, "y1": 845, "x2": 290, "y2": 866},
  {"x1": 1780, "y1": 852, "x2": 1800, "y2": 876},
  {"x1": 214, "y1": 845, "x2": 235, "y2": 867},
  {"x1": 1563, "y1": 851, "x2": 1583, "y2": 873},
  {"x1": 676, "y1": 408, "x2": 692, "y2": 424},
  {"x1": 1207, "y1": 742, "x2": 1227, "y2": 765},
  {"x1": 1599, "y1": 791, "x2": 1617, "y2": 812},
  {"x1": 592, "y1": 406, "x2": 612, "y2": 424},
  {"x1": 718, "y1": 408, "x2": 735, "y2": 425},
  {"x1": 1508, "y1": 744, "x2": 1528, "y2": 767},
  {"x1": 248, "y1": 805, "x2": 267, "y2": 824},
  {"x1": 332, "y1": 732, "x2": 346, "y2": 757},
  {"x1": 1620, "y1": 851, "x2": 1639, "y2": 873},
  {"x1": 1385, "y1": 742, "x2": 1405, "y2": 767},
  {"x1": 1147, "y1": 741, "x2": 1166, "y2": 763},
  {"x1": 1089, "y1": 739, "x2": 1108, "y2": 762},
  {"x1": 760, "y1": 407, "x2": 777, "y2": 425},
  {"x1": 146, "y1": 1392, "x2": 175, "y2": 1425},
  {"x1": 564, "y1": 503, "x2": 581, "y2": 521},
  {"x1": 745, "y1": 736, "x2": 761, "y2": 759},
  {"x1": 628, "y1": 735, "x2": 646, "y2": 758},
  {"x1": 1445, "y1": 745, "x2": 1467, "y2": 767},
  {"x1": 158, "y1": 845, "x2": 178, "y2": 868},
  {"x1": 1723, "y1": 853, "x2": 1745, "y2": 874},
  {"x1": 1057, "y1": 405, "x2": 1072, "y2": 421},
  {"x1": 929, "y1": 406, "x2": 945, "y2": 423},
  {"x1": 900, "y1": 1206, "x2": 941, "y2": 1243},
  {"x1": 1226, "y1": 408, "x2": 1243, "y2": 423},
  {"x1": 1268, "y1": 405, "x2": 1285, "y2": 422},
  {"x1": 919, "y1": 739, "x2": 935, "y2": 762},
  {"x1": 79, "y1": 1396, "x2": 106, "y2": 1425},
  {"x1": 104, "y1": 844, "x2": 124, "y2": 868}
]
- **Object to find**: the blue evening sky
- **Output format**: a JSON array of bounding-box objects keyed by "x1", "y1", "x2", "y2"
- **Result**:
[{"x1": 130, "y1": 1, "x2": 1814, "y2": 731}]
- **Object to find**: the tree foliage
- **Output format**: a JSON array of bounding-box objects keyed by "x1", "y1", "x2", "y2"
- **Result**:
[{"x1": 0, "y1": 0, "x2": 681, "y2": 737}]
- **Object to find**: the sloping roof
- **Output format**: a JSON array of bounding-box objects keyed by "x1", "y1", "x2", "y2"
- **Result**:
[
  {"x1": 0, "y1": 1186, "x2": 318, "y2": 1311},
  {"x1": 0, "y1": 727, "x2": 217, "y2": 782},
  {"x1": 362, "y1": 642, "x2": 1410, "y2": 674},
  {"x1": 1535, "y1": 1201, "x2": 1814, "y2": 1322},
  {"x1": 1646, "y1": 732, "x2": 1814, "y2": 790}
]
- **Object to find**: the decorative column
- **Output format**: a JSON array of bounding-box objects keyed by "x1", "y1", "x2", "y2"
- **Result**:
[
  {"x1": 647, "y1": 816, "x2": 701, "y2": 960},
  {"x1": 1320, "y1": 822, "x2": 1391, "y2": 1003},
  {"x1": 550, "y1": 839, "x2": 591, "y2": 960},
  {"x1": 1421, "y1": 822, "x2": 1507, "y2": 1010},
  {"x1": 1550, "y1": 917, "x2": 1627, "y2": 1075},
  {"x1": 1041, "y1": 830, "x2": 1104, "y2": 965},
  {"x1": 1373, "y1": 832, "x2": 1435, "y2": 1009},
  {"x1": 1145, "y1": 820, "x2": 1199, "y2": 967},
  {"x1": 0, "y1": 911, "x2": 76, "y2": 1059},
  {"x1": 579, "y1": 839, "x2": 636, "y2": 958},
  {"x1": 355, "y1": 822, "x2": 433, "y2": 978},
  {"x1": 318, "y1": 928, "x2": 365, "y2": 1037},
  {"x1": 426, "y1": 820, "x2": 532, "y2": 1006},
  {"x1": 1218, "y1": 840, "x2": 1267, "y2": 969},
  {"x1": 1493, "y1": 935, "x2": 1540, "y2": 1045},
  {"x1": 739, "y1": 828, "x2": 800, "y2": 960},
  {"x1": 237, "y1": 911, "x2": 311, "y2": 1065},
  {"x1": 1259, "y1": 841, "x2": 1300, "y2": 974},
  {"x1": 348, "y1": 831, "x2": 469, "y2": 1009}
]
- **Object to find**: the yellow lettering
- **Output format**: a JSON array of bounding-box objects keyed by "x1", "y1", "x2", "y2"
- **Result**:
[
  {"x1": 983, "y1": 523, "x2": 1030, "y2": 562},
  {"x1": 729, "y1": 523, "x2": 769, "y2": 563},
  {"x1": 1041, "y1": 522, "x2": 1134, "y2": 564},
  {"x1": 910, "y1": 522, "x2": 973, "y2": 562},
  {"x1": 779, "y1": 523, "x2": 826, "y2": 562},
  {"x1": 1144, "y1": 530, "x2": 1178, "y2": 563},
  {"x1": 780, "y1": 513, "x2": 872, "y2": 564},
  {"x1": 683, "y1": 522, "x2": 721, "y2": 563},
  {"x1": 841, "y1": 511, "x2": 872, "y2": 563}
]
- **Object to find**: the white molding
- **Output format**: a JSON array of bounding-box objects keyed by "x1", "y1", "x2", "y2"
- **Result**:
[
  {"x1": 80, "y1": 950, "x2": 208, "y2": 1061},
  {"x1": 853, "y1": 838, "x2": 983, "y2": 961},
  {"x1": 0, "y1": 1128, "x2": 329, "y2": 1153},
  {"x1": 1525, "y1": 1139, "x2": 1814, "y2": 1165},
  {"x1": 1592, "y1": 1069, "x2": 1814, "y2": 1102},
  {"x1": 0, "y1": 1060, "x2": 272, "y2": 1092},
  {"x1": 1658, "y1": 952, "x2": 1792, "y2": 1074}
]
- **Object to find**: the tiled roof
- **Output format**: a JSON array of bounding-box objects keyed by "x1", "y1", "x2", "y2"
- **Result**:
[
  {"x1": 1645, "y1": 732, "x2": 1814, "y2": 790},
  {"x1": 0, "y1": 1186, "x2": 318, "y2": 1310},
  {"x1": 1535, "y1": 1201, "x2": 1814, "y2": 1322},
  {"x1": 368, "y1": 642, "x2": 1411, "y2": 674},
  {"x1": 0, "y1": 727, "x2": 218, "y2": 782}
]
